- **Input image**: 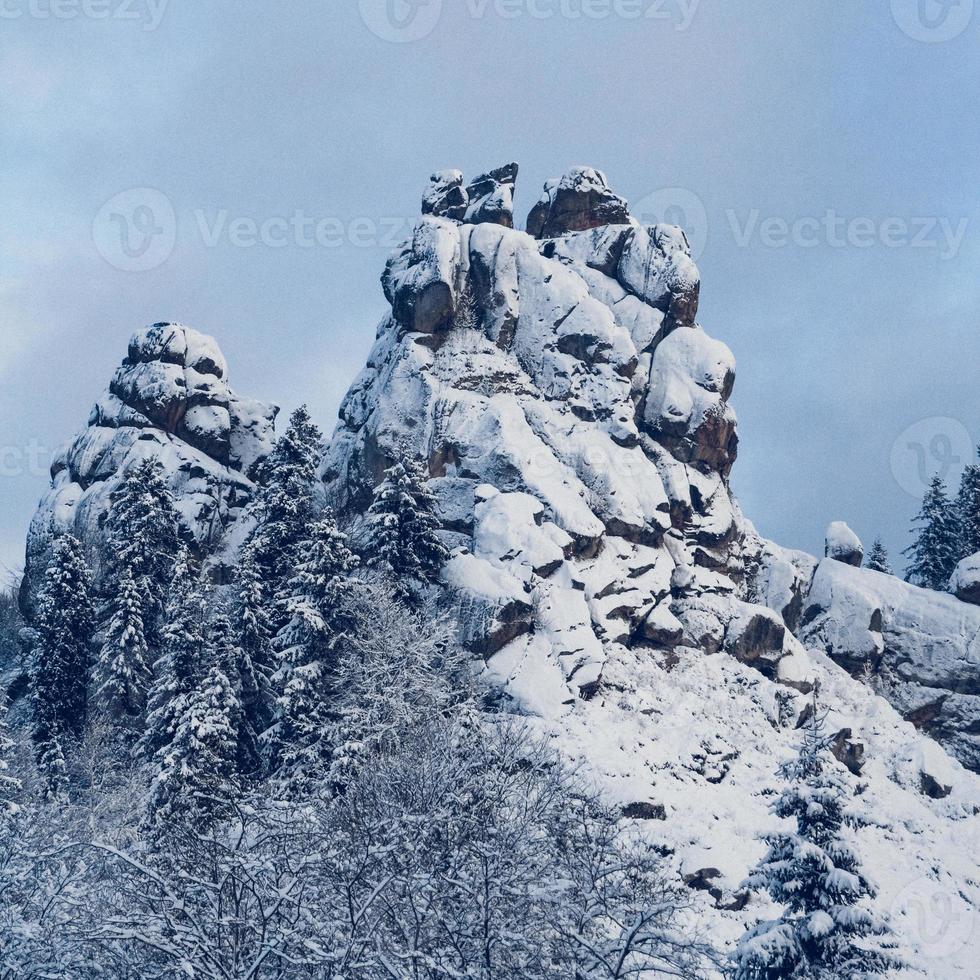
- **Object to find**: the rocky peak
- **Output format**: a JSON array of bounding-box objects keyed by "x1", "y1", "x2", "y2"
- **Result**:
[
  {"x1": 526, "y1": 166, "x2": 630, "y2": 239},
  {"x1": 23, "y1": 323, "x2": 277, "y2": 608}
]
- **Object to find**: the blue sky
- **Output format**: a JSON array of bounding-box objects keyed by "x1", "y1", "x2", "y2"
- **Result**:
[{"x1": 1, "y1": 0, "x2": 978, "y2": 577}]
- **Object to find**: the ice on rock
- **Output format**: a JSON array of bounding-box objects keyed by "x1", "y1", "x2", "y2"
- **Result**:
[{"x1": 825, "y1": 520, "x2": 864, "y2": 566}]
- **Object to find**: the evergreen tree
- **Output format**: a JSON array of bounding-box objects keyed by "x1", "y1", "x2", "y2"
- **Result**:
[
  {"x1": 231, "y1": 552, "x2": 276, "y2": 774},
  {"x1": 863, "y1": 537, "x2": 892, "y2": 575},
  {"x1": 365, "y1": 457, "x2": 449, "y2": 598},
  {"x1": 245, "y1": 406, "x2": 323, "y2": 633},
  {"x1": 138, "y1": 550, "x2": 207, "y2": 763},
  {"x1": 93, "y1": 567, "x2": 151, "y2": 725},
  {"x1": 29, "y1": 534, "x2": 94, "y2": 748},
  {"x1": 146, "y1": 654, "x2": 241, "y2": 832},
  {"x1": 267, "y1": 514, "x2": 360, "y2": 790},
  {"x1": 954, "y1": 455, "x2": 980, "y2": 559},
  {"x1": 903, "y1": 475, "x2": 958, "y2": 590},
  {"x1": 733, "y1": 700, "x2": 897, "y2": 979},
  {"x1": 209, "y1": 610, "x2": 261, "y2": 776},
  {"x1": 104, "y1": 457, "x2": 182, "y2": 651},
  {"x1": 0, "y1": 694, "x2": 22, "y2": 822}
]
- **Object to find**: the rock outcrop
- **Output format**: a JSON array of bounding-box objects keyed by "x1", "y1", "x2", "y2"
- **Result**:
[
  {"x1": 22, "y1": 323, "x2": 276, "y2": 609},
  {"x1": 950, "y1": 552, "x2": 980, "y2": 605},
  {"x1": 324, "y1": 164, "x2": 798, "y2": 699},
  {"x1": 825, "y1": 520, "x2": 863, "y2": 566}
]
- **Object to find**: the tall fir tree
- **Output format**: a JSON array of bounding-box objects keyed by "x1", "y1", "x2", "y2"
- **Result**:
[
  {"x1": 863, "y1": 537, "x2": 892, "y2": 575},
  {"x1": 29, "y1": 533, "x2": 94, "y2": 743},
  {"x1": 146, "y1": 651, "x2": 242, "y2": 832},
  {"x1": 267, "y1": 513, "x2": 360, "y2": 791},
  {"x1": 245, "y1": 405, "x2": 323, "y2": 633},
  {"x1": 103, "y1": 457, "x2": 182, "y2": 652},
  {"x1": 138, "y1": 550, "x2": 207, "y2": 763},
  {"x1": 365, "y1": 458, "x2": 449, "y2": 599},
  {"x1": 903, "y1": 475, "x2": 958, "y2": 591},
  {"x1": 231, "y1": 551, "x2": 276, "y2": 774},
  {"x1": 208, "y1": 611, "x2": 261, "y2": 775},
  {"x1": 0, "y1": 693, "x2": 22, "y2": 823},
  {"x1": 733, "y1": 700, "x2": 897, "y2": 979},
  {"x1": 93, "y1": 566, "x2": 151, "y2": 725},
  {"x1": 954, "y1": 454, "x2": 980, "y2": 559}
]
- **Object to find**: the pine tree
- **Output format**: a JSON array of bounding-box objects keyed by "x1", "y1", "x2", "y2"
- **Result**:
[
  {"x1": 29, "y1": 534, "x2": 94, "y2": 745},
  {"x1": 954, "y1": 454, "x2": 980, "y2": 559},
  {"x1": 231, "y1": 552, "x2": 276, "y2": 774},
  {"x1": 104, "y1": 457, "x2": 182, "y2": 651},
  {"x1": 733, "y1": 699, "x2": 897, "y2": 979},
  {"x1": 245, "y1": 406, "x2": 323, "y2": 633},
  {"x1": 0, "y1": 694, "x2": 22, "y2": 823},
  {"x1": 267, "y1": 514, "x2": 360, "y2": 790},
  {"x1": 93, "y1": 567, "x2": 151, "y2": 725},
  {"x1": 138, "y1": 550, "x2": 206, "y2": 763},
  {"x1": 903, "y1": 475, "x2": 958, "y2": 591},
  {"x1": 146, "y1": 655, "x2": 241, "y2": 831},
  {"x1": 365, "y1": 457, "x2": 449, "y2": 599},
  {"x1": 864, "y1": 537, "x2": 892, "y2": 575},
  {"x1": 208, "y1": 611, "x2": 260, "y2": 776}
]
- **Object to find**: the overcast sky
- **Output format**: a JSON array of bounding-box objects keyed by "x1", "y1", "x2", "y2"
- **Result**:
[{"x1": 2, "y1": 0, "x2": 978, "y2": 578}]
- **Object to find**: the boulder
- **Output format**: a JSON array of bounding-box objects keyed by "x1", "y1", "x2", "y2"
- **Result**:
[
  {"x1": 526, "y1": 167, "x2": 630, "y2": 239},
  {"x1": 464, "y1": 162, "x2": 518, "y2": 227},
  {"x1": 826, "y1": 521, "x2": 863, "y2": 566},
  {"x1": 421, "y1": 169, "x2": 468, "y2": 221},
  {"x1": 949, "y1": 552, "x2": 980, "y2": 606}
]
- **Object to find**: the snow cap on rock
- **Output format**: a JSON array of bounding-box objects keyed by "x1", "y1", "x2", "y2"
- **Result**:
[{"x1": 825, "y1": 521, "x2": 863, "y2": 566}]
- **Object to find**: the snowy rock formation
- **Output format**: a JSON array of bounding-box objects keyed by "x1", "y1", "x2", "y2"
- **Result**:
[
  {"x1": 23, "y1": 323, "x2": 277, "y2": 608},
  {"x1": 320, "y1": 164, "x2": 980, "y2": 976},
  {"x1": 949, "y1": 552, "x2": 980, "y2": 606},
  {"x1": 825, "y1": 520, "x2": 863, "y2": 566},
  {"x1": 323, "y1": 163, "x2": 787, "y2": 698}
]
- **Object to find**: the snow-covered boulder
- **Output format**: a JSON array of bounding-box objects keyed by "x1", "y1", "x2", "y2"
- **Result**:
[
  {"x1": 526, "y1": 167, "x2": 630, "y2": 239},
  {"x1": 22, "y1": 323, "x2": 277, "y2": 609},
  {"x1": 799, "y1": 557, "x2": 980, "y2": 770},
  {"x1": 949, "y1": 552, "x2": 980, "y2": 606},
  {"x1": 825, "y1": 520, "x2": 863, "y2": 566}
]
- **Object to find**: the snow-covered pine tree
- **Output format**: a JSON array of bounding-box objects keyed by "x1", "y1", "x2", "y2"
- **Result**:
[
  {"x1": 733, "y1": 699, "x2": 897, "y2": 979},
  {"x1": 903, "y1": 475, "x2": 958, "y2": 590},
  {"x1": 231, "y1": 551, "x2": 276, "y2": 774},
  {"x1": 208, "y1": 610, "x2": 261, "y2": 776},
  {"x1": 864, "y1": 537, "x2": 892, "y2": 575},
  {"x1": 92, "y1": 566, "x2": 151, "y2": 727},
  {"x1": 267, "y1": 513, "x2": 360, "y2": 791},
  {"x1": 146, "y1": 652, "x2": 242, "y2": 832},
  {"x1": 29, "y1": 533, "x2": 94, "y2": 749},
  {"x1": 0, "y1": 693, "x2": 22, "y2": 822},
  {"x1": 137, "y1": 550, "x2": 207, "y2": 763},
  {"x1": 365, "y1": 457, "x2": 449, "y2": 599},
  {"x1": 954, "y1": 454, "x2": 980, "y2": 559},
  {"x1": 245, "y1": 405, "x2": 323, "y2": 633}
]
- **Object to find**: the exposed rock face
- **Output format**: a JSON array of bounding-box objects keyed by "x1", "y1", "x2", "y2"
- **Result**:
[
  {"x1": 765, "y1": 554, "x2": 980, "y2": 771},
  {"x1": 22, "y1": 323, "x2": 276, "y2": 609},
  {"x1": 949, "y1": 552, "x2": 980, "y2": 605},
  {"x1": 324, "y1": 164, "x2": 801, "y2": 699},
  {"x1": 421, "y1": 163, "x2": 518, "y2": 228},
  {"x1": 526, "y1": 167, "x2": 630, "y2": 238},
  {"x1": 825, "y1": 520, "x2": 863, "y2": 566}
]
